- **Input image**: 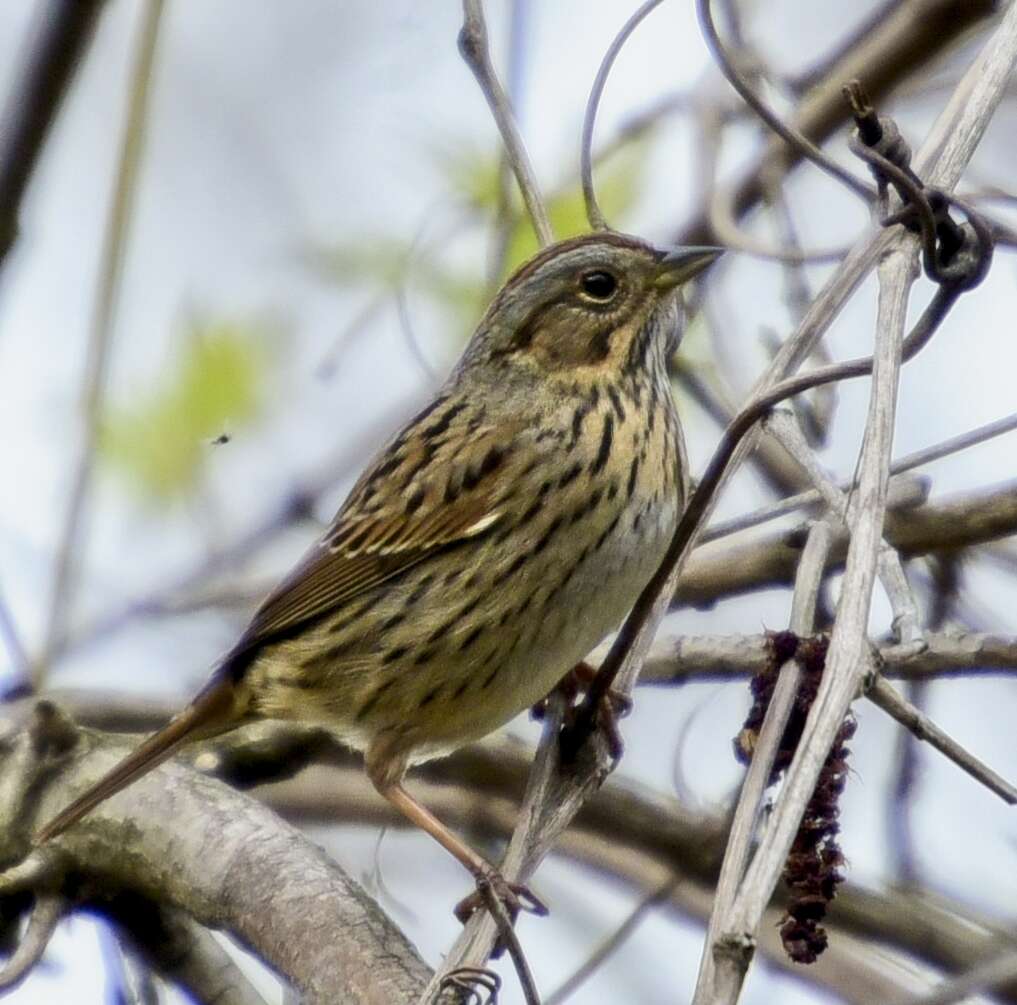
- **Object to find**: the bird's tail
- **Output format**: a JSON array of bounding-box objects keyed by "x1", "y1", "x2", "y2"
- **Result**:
[{"x1": 34, "y1": 677, "x2": 241, "y2": 844}]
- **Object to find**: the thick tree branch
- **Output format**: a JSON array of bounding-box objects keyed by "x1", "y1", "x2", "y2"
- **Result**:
[
  {"x1": 5, "y1": 700, "x2": 1014, "y2": 1002},
  {"x1": 634, "y1": 630, "x2": 1017, "y2": 684},
  {"x1": 0, "y1": 704, "x2": 437, "y2": 1004}
]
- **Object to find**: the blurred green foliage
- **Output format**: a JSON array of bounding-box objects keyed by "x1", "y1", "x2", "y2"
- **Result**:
[
  {"x1": 309, "y1": 139, "x2": 648, "y2": 341},
  {"x1": 100, "y1": 320, "x2": 272, "y2": 502}
]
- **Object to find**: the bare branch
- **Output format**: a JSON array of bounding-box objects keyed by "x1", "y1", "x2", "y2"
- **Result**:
[
  {"x1": 458, "y1": 0, "x2": 552, "y2": 247},
  {"x1": 475, "y1": 881, "x2": 540, "y2": 1005},
  {"x1": 634, "y1": 630, "x2": 1017, "y2": 685},
  {"x1": 695, "y1": 0, "x2": 875, "y2": 202},
  {"x1": 694, "y1": 228, "x2": 920, "y2": 1005},
  {"x1": 707, "y1": 179, "x2": 850, "y2": 263},
  {"x1": 0, "y1": 0, "x2": 104, "y2": 266},
  {"x1": 37, "y1": 0, "x2": 167, "y2": 686},
  {"x1": 676, "y1": 0, "x2": 999, "y2": 246},
  {"x1": 0, "y1": 706, "x2": 437, "y2": 1003},
  {"x1": 866, "y1": 675, "x2": 1017, "y2": 804},
  {"x1": 703, "y1": 408, "x2": 1017, "y2": 545},
  {"x1": 694, "y1": 521, "x2": 832, "y2": 1000},
  {"x1": 764, "y1": 408, "x2": 923, "y2": 646}
]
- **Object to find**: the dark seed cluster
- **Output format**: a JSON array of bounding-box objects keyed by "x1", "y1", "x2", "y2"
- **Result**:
[{"x1": 734, "y1": 631, "x2": 854, "y2": 965}]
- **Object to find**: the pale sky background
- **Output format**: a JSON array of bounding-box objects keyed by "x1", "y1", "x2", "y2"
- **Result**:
[{"x1": 0, "y1": 2, "x2": 1015, "y2": 1003}]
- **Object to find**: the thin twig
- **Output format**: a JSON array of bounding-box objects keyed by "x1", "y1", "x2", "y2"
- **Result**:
[
  {"x1": 315, "y1": 292, "x2": 390, "y2": 380},
  {"x1": 762, "y1": 160, "x2": 837, "y2": 444},
  {"x1": 887, "y1": 676, "x2": 927, "y2": 882},
  {"x1": 693, "y1": 520, "x2": 831, "y2": 1000},
  {"x1": 544, "y1": 877, "x2": 678, "y2": 1005},
  {"x1": 866, "y1": 675, "x2": 1017, "y2": 804},
  {"x1": 694, "y1": 217, "x2": 919, "y2": 1005},
  {"x1": 487, "y1": 0, "x2": 531, "y2": 286},
  {"x1": 707, "y1": 180, "x2": 850, "y2": 263},
  {"x1": 476, "y1": 881, "x2": 540, "y2": 1005},
  {"x1": 459, "y1": 0, "x2": 552, "y2": 247},
  {"x1": 701, "y1": 472, "x2": 927, "y2": 544},
  {"x1": 695, "y1": 0, "x2": 874, "y2": 203},
  {"x1": 682, "y1": 479, "x2": 1017, "y2": 609},
  {"x1": 702, "y1": 409, "x2": 1017, "y2": 544},
  {"x1": 394, "y1": 288, "x2": 439, "y2": 386},
  {"x1": 580, "y1": 0, "x2": 665, "y2": 230},
  {"x1": 676, "y1": 0, "x2": 997, "y2": 247},
  {"x1": 764, "y1": 409, "x2": 924, "y2": 647},
  {"x1": 36, "y1": 0, "x2": 166, "y2": 687},
  {"x1": 670, "y1": 356, "x2": 812, "y2": 497},
  {"x1": 0, "y1": 0, "x2": 104, "y2": 266}
]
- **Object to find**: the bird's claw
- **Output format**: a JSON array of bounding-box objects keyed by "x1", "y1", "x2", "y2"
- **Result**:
[
  {"x1": 532, "y1": 660, "x2": 631, "y2": 761},
  {"x1": 454, "y1": 866, "x2": 547, "y2": 926}
]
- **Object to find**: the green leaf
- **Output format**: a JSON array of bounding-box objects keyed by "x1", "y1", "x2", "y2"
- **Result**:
[{"x1": 100, "y1": 320, "x2": 273, "y2": 502}]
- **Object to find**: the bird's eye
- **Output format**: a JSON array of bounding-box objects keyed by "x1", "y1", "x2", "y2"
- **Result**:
[{"x1": 579, "y1": 270, "x2": 618, "y2": 301}]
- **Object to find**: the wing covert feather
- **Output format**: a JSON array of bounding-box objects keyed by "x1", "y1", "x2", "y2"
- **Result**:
[{"x1": 229, "y1": 409, "x2": 523, "y2": 654}]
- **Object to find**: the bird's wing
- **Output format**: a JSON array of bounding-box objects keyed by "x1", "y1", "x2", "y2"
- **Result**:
[{"x1": 228, "y1": 401, "x2": 523, "y2": 657}]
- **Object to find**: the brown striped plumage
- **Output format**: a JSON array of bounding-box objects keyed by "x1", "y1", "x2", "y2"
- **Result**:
[{"x1": 36, "y1": 233, "x2": 720, "y2": 916}]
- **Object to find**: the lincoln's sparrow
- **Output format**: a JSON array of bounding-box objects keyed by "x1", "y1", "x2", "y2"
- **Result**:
[{"x1": 37, "y1": 232, "x2": 720, "y2": 916}]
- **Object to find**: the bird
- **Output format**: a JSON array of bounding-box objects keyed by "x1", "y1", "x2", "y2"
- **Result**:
[{"x1": 36, "y1": 231, "x2": 720, "y2": 918}]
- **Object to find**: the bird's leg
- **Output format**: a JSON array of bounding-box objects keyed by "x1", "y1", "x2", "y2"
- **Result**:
[
  {"x1": 377, "y1": 782, "x2": 547, "y2": 924},
  {"x1": 531, "y1": 660, "x2": 632, "y2": 761}
]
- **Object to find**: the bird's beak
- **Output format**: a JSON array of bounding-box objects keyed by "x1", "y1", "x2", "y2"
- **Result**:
[{"x1": 653, "y1": 246, "x2": 725, "y2": 289}]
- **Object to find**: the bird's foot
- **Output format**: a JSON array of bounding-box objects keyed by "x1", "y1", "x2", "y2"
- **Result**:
[
  {"x1": 531, "y1": 660, "x2": 631, "y2": 761},
  {"x1": 454, "y1": 864, "x2": 548, "y2": 926}
]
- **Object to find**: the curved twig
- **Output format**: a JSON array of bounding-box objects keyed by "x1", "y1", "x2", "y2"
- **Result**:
[
  {"x1": 581, "y1": 0, "x2": 666, "y2": 230},
  {"x1": 695, "y1": 0, "x2": 874, "y2": 204},
  {"x1": 708, "y1": 179, "x2": 850, "y2": 263}
]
